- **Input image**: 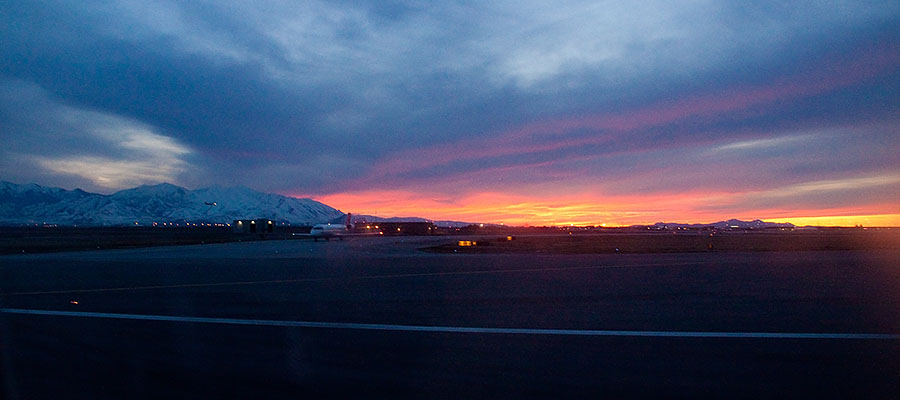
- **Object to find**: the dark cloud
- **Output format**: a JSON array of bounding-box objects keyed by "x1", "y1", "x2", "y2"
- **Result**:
[{"x1": 1, "y1": 1, "x2": 899, "y2": 221}]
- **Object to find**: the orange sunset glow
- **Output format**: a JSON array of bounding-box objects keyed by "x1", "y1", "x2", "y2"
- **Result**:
[
  {"x1": 313, "y1": 190, "x2": 900, "y2": 227},
  {"x1": 5, "y1": 3, "x2": 900, "y2": 398},
  {"x1": 4, "y1": 1, "x2": 899, "y2": 229}
]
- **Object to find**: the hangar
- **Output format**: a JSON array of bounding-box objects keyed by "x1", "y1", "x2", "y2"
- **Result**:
[{"x1": 232, "y1": 219, "x2": 275, "y2": 234}]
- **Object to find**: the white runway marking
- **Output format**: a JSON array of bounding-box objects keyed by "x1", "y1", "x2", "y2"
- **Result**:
[
  {"x1": 3, "y1": 308, "x2": 899, "y2": 340},
  {"x1": 1, "y1": 261, "x2": 712, "y2": 296}
]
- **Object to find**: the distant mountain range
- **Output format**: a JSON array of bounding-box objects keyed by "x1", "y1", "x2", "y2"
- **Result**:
[
  {"x1": 0, "y1": 181, "x2": 344, "y2": 226},
  {"x1": 350, "y1": 214, "x2": 477, "y2": 228},
  {"x1": 1, "y1": 181, "x2": 799, "y2": 229},
  {"x1": 646, "y1": 219, "x2": 794, "y2": 230}
]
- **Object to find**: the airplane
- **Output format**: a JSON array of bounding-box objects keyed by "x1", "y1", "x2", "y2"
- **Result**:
[{"x1": 293, "y1": 213, "x2": 382, "y2": 241}]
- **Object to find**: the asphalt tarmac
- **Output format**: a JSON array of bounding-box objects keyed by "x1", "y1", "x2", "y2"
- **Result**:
[{"x1": 2, "y1": 237, "x2": 899, "y2": 398}]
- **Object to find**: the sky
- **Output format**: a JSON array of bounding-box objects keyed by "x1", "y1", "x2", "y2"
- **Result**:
[{"x1": 2, "y1": 1, "x2": 899, "y2": 226}]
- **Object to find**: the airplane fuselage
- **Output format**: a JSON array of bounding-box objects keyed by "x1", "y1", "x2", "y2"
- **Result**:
[{"x1": 309, "y1": 223, "x2": 348, "y2": 241}]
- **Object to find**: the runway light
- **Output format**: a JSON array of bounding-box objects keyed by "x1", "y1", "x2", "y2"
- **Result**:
[
  {"x1": 69, "y1": 300, "x2": 78, "y2": 305},
  {"x1": 506, "y1": 236, "x2": 513, "y2": 241},
  {"x1": 458, "y1": 240, "x2": 477, "y2": 247}
]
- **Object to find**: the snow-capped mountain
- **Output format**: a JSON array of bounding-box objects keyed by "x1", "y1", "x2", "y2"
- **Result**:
[{"x1": 0, "y1": 181, "x2": 345, "y2": 226}]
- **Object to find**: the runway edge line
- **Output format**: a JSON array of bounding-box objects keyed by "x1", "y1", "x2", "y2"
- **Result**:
[{"x1": 3, "y1": 308, "x2": 899, "y2": 340}]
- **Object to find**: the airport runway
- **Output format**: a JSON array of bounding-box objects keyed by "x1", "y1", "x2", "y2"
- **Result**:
[{"x1": 2, "y1": 237, "x2": 899, "y2": 398}]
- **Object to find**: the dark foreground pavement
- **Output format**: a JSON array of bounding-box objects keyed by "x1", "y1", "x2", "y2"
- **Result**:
[{"x1": 2, "y1": 237, "x2": 899, "y2": 398}]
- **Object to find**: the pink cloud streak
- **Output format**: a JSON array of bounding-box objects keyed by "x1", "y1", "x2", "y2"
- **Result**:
[{"x1": 361, "y1": 42, "x2": 900, "y2": 184}]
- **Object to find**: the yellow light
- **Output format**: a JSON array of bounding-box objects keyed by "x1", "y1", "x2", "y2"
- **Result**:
[{"x1": 506, "y1": 236, "x2": 513, "y2": 241}]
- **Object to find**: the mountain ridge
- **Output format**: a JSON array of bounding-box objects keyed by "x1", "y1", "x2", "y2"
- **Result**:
[
  {"x1": 0, "y1": 181, "x2": 344, "y2": 226},
  {"x1": 646, "y1": 219, "x2": 794, "y2": 229},
  {"x1": 2, "y1": 181, "x2": 801, "y2": 228}
]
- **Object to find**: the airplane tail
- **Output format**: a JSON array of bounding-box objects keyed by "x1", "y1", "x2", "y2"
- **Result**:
[{"x1": 346, "y1": 213, "x2": 352, "y2": 230}]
